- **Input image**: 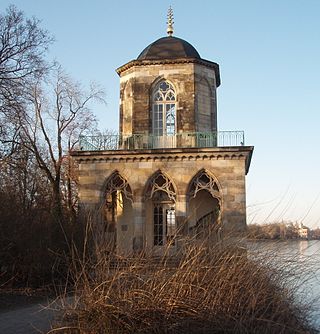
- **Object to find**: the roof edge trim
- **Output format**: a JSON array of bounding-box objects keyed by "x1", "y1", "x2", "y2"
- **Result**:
[{"x1": 116, "y1": 58, "x2": 221, "y2": 87}]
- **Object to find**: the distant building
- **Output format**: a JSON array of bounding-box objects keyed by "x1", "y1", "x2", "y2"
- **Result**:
[
  {"x1": 298, "y1": 223, "x2": 310, "y2": 239},
  {"x1": 71, "y1": 9, "x2": 254, "y2": 254}
]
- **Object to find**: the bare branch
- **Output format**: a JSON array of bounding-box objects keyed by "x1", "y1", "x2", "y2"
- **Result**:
[{"x1": 0, "y1": 5, "x2": 53, "y2": 158}]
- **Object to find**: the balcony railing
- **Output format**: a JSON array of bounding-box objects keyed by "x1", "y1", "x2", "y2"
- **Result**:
[{"x1": 79, "y1": 131, "x2": 245, "y2": 151}]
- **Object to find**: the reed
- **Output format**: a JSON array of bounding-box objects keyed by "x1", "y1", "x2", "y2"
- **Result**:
[{"x1": 53, "y1": 227, "x2": 317, "y2": 334}]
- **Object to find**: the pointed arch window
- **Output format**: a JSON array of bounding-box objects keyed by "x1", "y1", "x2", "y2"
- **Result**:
[
  {"x1": 146, "y1": 171, "x2": 177, "y2": 246},
  {"x1": 152, "y1": 81, "x2": 176, "y2": 136}
]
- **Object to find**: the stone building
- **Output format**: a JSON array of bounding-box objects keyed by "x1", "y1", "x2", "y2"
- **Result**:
[
  {"x1": 71, "y1": 10, "x2": 253, "y2": 255},
  {"x1": 298, "y1": 223, "x2": 310, "y2": 239}
]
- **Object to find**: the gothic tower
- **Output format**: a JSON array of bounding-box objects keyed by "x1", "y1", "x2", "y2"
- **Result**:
[{"x1": 72, "y1": 9, "x2": 253, "y2": 255}]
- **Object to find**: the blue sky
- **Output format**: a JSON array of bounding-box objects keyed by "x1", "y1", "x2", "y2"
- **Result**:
[{"x1": 2, "y1": 0, "x2": 320, "y2": 227}]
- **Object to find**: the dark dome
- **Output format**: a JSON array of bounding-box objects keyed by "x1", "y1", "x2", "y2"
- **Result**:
[{"x1": 137, "y1": 36, "x2": 201, "y2": 60}]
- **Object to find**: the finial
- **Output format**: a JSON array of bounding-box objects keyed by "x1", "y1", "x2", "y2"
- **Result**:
[{"x1": 167, "y1": 6, "x2": 174, "y2": 36}]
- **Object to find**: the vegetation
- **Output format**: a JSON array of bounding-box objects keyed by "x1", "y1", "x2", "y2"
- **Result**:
[
  {"x1": 51, "y1": 232, "x2": 317, "y2": 334},
  {"x1": 0, "y1": 5, "x2": 53, "y2": 159},
  {"x1": 0, "y1": 5, "x2": 104, "y2": 288}
]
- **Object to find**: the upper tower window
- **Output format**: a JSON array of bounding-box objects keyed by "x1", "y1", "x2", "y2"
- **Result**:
[{"x1": 152, "y1": 81, "x2": 176, "y2": 136}]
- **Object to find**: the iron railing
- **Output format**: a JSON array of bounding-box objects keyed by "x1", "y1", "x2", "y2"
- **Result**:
[{"x1": 79, "y1": 131, "x2": 245, "y2": 151}]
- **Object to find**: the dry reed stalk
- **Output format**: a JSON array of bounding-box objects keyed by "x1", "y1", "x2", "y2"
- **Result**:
[{"x1": 52, "y1": 224, "x2": 318, "y2": 334}]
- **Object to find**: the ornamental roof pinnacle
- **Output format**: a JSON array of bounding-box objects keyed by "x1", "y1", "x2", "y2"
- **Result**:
[{"x1": 166, "y1": 6, "x2": 174, "y2": 36}]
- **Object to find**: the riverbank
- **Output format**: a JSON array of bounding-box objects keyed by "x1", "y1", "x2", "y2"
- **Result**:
[
  {"x1": 53, "y1": 239, "x2": 318, "y2": 334},
  {"x1": 2, "y1": 240, "x2": 318, "y2": 333}
]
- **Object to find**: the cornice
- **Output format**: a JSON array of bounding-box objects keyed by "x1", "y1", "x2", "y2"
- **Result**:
[
  {"x1": 71, "y1": 146, "x2": 254, "y2": 174},
  {"x1": 116, "y1": 58, "x2": 221, "y2": 86}
]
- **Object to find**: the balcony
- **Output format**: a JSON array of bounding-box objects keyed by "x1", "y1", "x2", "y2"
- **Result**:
[{"x1": 79, "y1": 131, "x2": 245, "y2": 151}]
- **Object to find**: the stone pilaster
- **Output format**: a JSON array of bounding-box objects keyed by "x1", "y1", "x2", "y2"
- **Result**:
[{"x1": 132, "y1": 197, "x2": 144, "y2": 252}]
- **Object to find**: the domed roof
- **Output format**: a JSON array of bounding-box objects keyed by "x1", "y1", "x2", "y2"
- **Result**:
[{"x1": 137, "y1": 36, "x2": 201, "y2": 60}]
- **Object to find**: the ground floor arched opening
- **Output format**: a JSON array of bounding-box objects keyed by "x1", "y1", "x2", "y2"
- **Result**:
[
  {"x1": 103, "y1": 172, "x2": 133, "y2": 255},
  {"x1": 144, "y1": 171, "x2": 177, "y2": 255},
  {"x1": 187, "y1": 170, "x2": 222, "y2": 241}
]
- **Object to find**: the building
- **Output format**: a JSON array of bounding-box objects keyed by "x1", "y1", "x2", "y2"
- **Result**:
[
  {"x1": 71, "y1": 9, "x2": 254, "y2": 255},
  {"x1": 298, "y1": 222, "x2": 310, "y2": 239}
]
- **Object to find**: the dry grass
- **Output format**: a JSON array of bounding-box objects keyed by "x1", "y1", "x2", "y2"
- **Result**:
[{"x1": 53, "y1": 232, "x2": 317, "y2": 334}]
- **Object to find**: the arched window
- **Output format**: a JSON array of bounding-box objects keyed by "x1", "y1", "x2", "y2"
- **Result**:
[
  {"x1": 152, "y1": 81, "x2": 176, "y2": 136},
  {"x1": 145, "y1": 171, "x2": 176, "y2": 246},
  {"x1": 103, "y1": 172, "x2": 134, "y2": 252},
  {"x1": 187, "y1": 170, "x2": 222, "y2": 239}
]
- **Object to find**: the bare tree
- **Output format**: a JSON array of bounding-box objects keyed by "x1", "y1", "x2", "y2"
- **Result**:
[
  {"x1": 0, "y1": 5, "x2": 53, "y2": 157},
  {"x1": 0, "y1": 6, "x2": 105, "y2": 284},
  {"x1": 16, "y1": 66, "x2": 105, "y2": 224}
]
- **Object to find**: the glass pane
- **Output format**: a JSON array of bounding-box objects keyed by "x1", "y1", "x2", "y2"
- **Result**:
[
  {"x1": 166, "y1": 209, "x2": 175, "y2": 244},
  {"x1": 154, "y1": 206, "x2": 163, "y2": 246},
  {"x1": 154, "y1": 91, "x2": 163, "y2": 101},
  {"x1": 165, "y1": 90, "x2": 175, "y2": 101},
  {"x1": 153, "y1": 104, "x2": 163, "y2": 135},
  {"x1": 166, "y1": 104, "x2": 175, "y2": 136},
  {"x1": 159, "y1": 81, "x2": 170, "y2": 92}
]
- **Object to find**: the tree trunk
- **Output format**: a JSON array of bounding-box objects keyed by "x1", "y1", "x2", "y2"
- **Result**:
[{"x1": 52, "y1": 178, "x2": 64, "y2": 225}]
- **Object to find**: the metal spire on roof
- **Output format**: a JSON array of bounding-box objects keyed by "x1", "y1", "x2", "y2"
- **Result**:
[{"x1": 166, "y1": 6, "x2": 174, "y2": 36}]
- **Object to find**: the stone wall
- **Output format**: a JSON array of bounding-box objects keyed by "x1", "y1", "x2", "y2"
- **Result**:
[
  {"x1": 119, "y1": 62, "x2": 218, "y2": 136},
  {"x1": 72, "y1": 146, "x2": 253, "y2": 254},
  {"x1": 194, "y1": 64, "x2": 217, "y2": 132}
]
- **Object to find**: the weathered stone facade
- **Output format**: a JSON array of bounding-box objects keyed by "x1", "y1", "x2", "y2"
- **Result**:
[
  {"x1": 118, "y1": 60, "x2": 219, "y2": 136},
  {"x1": 71, "y1": 32, "x2": 253, "y2": 255}
]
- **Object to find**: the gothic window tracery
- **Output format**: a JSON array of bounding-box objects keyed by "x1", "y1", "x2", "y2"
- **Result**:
[
  {"x1": 146, "y1": 172, "x2": 176, "y2": 202},
  {"x1": 152, "y1": 81, "x2": 176, "y2": 136},
  {"x1": 105, "y1": 172, "x2": 133, "y2": 202},
  {"x1": 189, "y1": 170, "x2": 221, "y2": 200}
]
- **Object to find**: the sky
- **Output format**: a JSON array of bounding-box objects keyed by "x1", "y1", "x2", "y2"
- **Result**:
[{"x1": 2, "y1": 0, "x2": 320, "y2": 228}]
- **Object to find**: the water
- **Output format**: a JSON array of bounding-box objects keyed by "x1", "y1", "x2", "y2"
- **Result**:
[{"x1": 248, "y1": 240, "x2": 320, "y2": 329}]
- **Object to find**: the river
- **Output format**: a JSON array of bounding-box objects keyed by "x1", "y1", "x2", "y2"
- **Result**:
[{"x1": 248, "y1": 240, "x2": 320, "y2": 329}]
